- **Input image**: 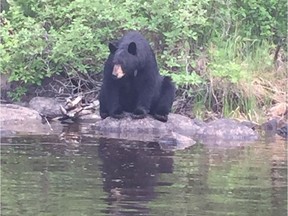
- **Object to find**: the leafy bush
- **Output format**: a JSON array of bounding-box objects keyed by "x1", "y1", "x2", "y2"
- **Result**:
[
  {"x1": 0, "y1": 0, "x2": 211, "y2": 97},
  {"x1": 0, "y1": 0, "x2": 286, "y2": 119}
]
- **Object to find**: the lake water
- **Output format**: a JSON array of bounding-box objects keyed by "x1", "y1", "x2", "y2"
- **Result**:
[{"x1": 1, "y1": 124, "x2": 287, "y2": 216}]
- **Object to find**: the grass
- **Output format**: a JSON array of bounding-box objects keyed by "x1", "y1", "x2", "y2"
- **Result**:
[{"x1": 186, "y1": 36, "x2": 287, "y2": 123}]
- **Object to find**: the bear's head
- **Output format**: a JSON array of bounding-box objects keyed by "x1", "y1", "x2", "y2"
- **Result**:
[{"x1": 108, "y1": 41, "x2": 138, "y2": 79}]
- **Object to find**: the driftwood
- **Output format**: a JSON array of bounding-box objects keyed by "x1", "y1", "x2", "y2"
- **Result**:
[{"x1": 59, "y1": 95, "x2": 99, "y2": 120}]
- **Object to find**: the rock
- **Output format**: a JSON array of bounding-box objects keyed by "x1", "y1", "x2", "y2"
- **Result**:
[
  {"x1": 1, "y1": 103, "x2": 41, "y2": 123},
  {"x1": 260, "y1": 119, "x2": 278, "y2": 137},
  {"x1": 158, "y1": 132, "x2": 196, "y2": 150},
  {"x1": 77, "y1": 113, "x2": 199, "y2": 150},
  {"x1": 78, "y1": 113, "x2": 101, "y2": 122},
  {"x1": 91, "y1": 114, "x2": 258, "y2": 148},
  {"x1": 85, "y1": 113, "x2": 198, "y2": 150},
  {"x1": 29, "y1": 96, "x2": 64, "y2": 118},
  {"x1": 92, "y1": 113, "x2": 199, "y2": 138},
  {"x1": 93, "y1": 113, "x2": 200, "y2": 135},
  {"x1": 197, "y1": 118, "x2": 258, "y2": 141},
  {"x1": 240, "y1": 121, "x2": 260, "y2": 130},
  {"x1": 277, "y1": 124, "x2": 288, "y2": 139},
  {"x1": 93, "y1": 115, "x2": 258, "y2": 141},
  {"x1": 0, "y1": 103, "x2": 62, "y2": 135}
]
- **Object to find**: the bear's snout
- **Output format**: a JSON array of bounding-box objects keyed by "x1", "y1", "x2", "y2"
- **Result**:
[{"x1": 112, "y1": 64, "x2": 125, "y2": 79}]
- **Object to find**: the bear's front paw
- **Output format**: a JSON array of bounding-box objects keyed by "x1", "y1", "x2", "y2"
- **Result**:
[
  {"x1": 111, "y1": 113, "x2": 124, "y2": 119},
  {"x1": 111, "y1": 108, "x2": 124, "y2": 119},
  {"x1": 100, "y1": 112, "x2": 109, "y2": 119},
  {"x1": 153, "y1": 114, "x2": 168, "y2": 122},
  {"x1": 132, "y1": 107, "x2": 147, "y2": 119}
]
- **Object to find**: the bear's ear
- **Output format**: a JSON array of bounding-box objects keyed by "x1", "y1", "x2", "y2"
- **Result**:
[
  {"x1": 109, "y1": 41, "x2": 118, "y2": 53},
  {"x1": 128, "y1": 42, "x2": 137, "y2": 55}
]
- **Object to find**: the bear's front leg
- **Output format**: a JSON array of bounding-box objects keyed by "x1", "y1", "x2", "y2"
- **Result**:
[
  {"x1": 109, "y1": 94, "x2": 124, "y2": 119},
  {"x1": 99, "y1": 87, "x2": 109, "y2": 119},
  {"x1": 131, "y1": 80, "x2": 154, "y2": 119},
  {"x1": 100, "y1": 81, "x2": 124, "y2": 119}
]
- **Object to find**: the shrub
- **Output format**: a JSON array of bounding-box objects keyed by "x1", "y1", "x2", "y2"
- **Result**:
[{"x1": 0, "y1": 0, "x2": 286, "y2": 120}]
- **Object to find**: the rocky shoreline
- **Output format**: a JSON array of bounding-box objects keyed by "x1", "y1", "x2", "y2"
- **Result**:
[{"x1": 0, "y1": 97, "x2": 286, "y2": 149}]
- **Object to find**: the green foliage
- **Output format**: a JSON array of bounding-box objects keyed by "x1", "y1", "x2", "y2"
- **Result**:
[
  {"x1": 211, "y1": 62, "x2": 247, "y2": 84},
  {"x1": 189, "y1": 34, "x2": 278, "y2": 118},
  {"x1": 0, "y1": 0, "x2": 211, "y2": 99},
  {"x1": 7, "y1": 85, "x2": 27, "y2": 101},
  {"x1": 206, "y1": 0, "x2": 287, "y2": 41},
  {"x1": 208, "y1": 39, "x2": 251, "y2": 84},
  {"x1": 1, "y1": 17, "x2": 48, "y2": 85},
  {"x1": 0, "y1": 0, "x2": 286, "y2": 117}
]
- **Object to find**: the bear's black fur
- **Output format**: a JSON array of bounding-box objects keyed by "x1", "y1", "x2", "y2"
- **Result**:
[{"x1": 99, "y1": 31, "x2": 175, "y2": 122}]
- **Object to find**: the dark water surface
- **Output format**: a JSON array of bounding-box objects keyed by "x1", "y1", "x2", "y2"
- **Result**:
[{"x1": 1, "y1": 125, "x2": 287, "y2": 216}]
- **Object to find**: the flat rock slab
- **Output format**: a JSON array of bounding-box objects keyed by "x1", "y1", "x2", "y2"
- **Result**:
[
  {"x1": 92, "y1": 113, "x2": 200, "y2": 137},
  {"x1": 29, "y1": 96, "x2": 65, "y2": 117},
  {"x1": 197, "y1": 118, "x2": 259, "y2": 141},
  {"x1": 91, "y1": 113, "x2": 259, "y2": 148},
  {"x1": 0, "y1": 104, "x2": 62, "y2": 135},
  {"x1": 1, "y1": 103, "x2": 41, "y2": 122},
  {"x1": 89, "y1": 113, "x2": 200, "y2": 149}
]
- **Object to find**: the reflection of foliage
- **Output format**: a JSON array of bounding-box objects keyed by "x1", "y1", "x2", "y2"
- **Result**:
[
  {"x1": 150, "y1": 143, "x2": 287, "y2": 216},
  {"x1": 1, "y1": 143, "x2": 106, "y2": 216},
  {"x1": 150, "y1": 144, "x2": 209, "y2": 215},
  {"x1": 207, "y1": 146, "x2": 272, "y2": 214}
]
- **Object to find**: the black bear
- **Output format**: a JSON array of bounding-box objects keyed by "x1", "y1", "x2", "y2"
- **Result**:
[{"x1": 99, "y1": 31, "x2": 175, "y2": 122}]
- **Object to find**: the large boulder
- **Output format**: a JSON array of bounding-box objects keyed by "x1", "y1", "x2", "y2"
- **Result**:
[
  {"x1": 1, "y1": 103, "x2": 41, "y2": 123},
  {"x1": 197, "y1": 118, "x2": 259, "y2": 141},
  {"x1": 29, "y1": 96, "x2": 64, "y2": 118},
  {"x1": 93, "y1": 113, "x2": 200, "y2": 137},
  {"x1": 92, "y1": 114, "x2": 258, "y2": 140},
  {"x1": 90, "y1": 113, "x2": 200, "y2": 149},
  {"x1": 0, "y1": 103, "x2": 62, "y2": 135},
  {"x1": 90, "y1": 114, "x2": 259, "y2": 148}
]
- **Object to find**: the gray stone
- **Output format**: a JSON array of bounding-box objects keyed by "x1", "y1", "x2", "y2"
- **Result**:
[
  {"x1": 0, "y1": 103, "x2": 62, "y2": 135},
  {"x1": 29, "y1": 96, "x2": 64, "y2": 118},
  {"x1": 91, "y1": 114, "x2": 258, "y2": 148},
  {"x1": 93, "y1": 115, "x2": 258, "y2": 141},
  {"x1": 197, "y1": 118, "x2": 258, "y2": 141}
]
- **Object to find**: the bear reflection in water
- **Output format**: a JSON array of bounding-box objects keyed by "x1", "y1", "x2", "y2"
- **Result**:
[{"x1": 98, "y1": 138, "x2": 174, "y2": 214}]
